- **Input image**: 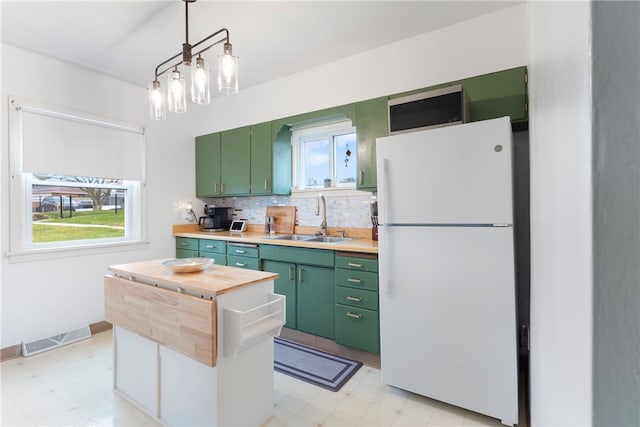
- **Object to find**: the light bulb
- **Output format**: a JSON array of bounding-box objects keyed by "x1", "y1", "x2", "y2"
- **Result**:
[
  {"x1": 167, "y1": 69, "x2": 186, "y2": 113},
  {"x1": 191, "y1": 57, "x2": 210, "y2": 104},
  {"x1": 218, "y1": 43, "x2": 238, "y2": 94},
  {"x1": 148, "y1": 80, "x2": 166, "y2": 120}
]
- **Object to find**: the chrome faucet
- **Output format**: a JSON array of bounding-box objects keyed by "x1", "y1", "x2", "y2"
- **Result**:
[{"x1": 315, "y1": 193, "x2": 327, "y2": 236}]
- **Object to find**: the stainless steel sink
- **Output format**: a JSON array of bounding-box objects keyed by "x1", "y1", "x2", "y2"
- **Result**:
[
  {"x1": 308, "y1": 236, "x2": 352, "y2": 243},
  {"x1": 266, "y1": 234, "x2": 316, "y2": 241}
]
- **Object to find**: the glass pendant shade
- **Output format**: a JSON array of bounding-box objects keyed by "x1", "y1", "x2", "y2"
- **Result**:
[
  {"x1": 167, "y1": 70, "x2": 187, "y2": 113},
  {"x1": 218, "y1": 52, "x2": 238, "y2": 94},
  {"x1": 148, "y1": 80, "x2": 166, "y2": 120},
  {"x1": 191, "y1": 57, "x2": 210, "y2": 104}
]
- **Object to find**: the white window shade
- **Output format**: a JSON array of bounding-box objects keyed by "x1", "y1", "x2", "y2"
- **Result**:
[{"x1": 20, "y1": 106, "x2": 144, "y2": 181}]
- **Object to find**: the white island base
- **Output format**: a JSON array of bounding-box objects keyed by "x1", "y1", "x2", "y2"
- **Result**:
[{"x1": 109, "y1": 278, "x2": 283, "y2": 426}]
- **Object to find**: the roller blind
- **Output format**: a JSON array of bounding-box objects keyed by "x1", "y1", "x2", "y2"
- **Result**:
[{"x1": 20, "y1": 106, "x2": 144, "y2": 181}]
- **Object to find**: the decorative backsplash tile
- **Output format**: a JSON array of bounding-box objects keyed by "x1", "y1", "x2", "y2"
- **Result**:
[{"x1": 202, "y1": 193, "x2": 376, "y2": 228}]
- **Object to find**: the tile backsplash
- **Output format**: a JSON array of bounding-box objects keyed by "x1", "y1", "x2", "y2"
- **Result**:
[{"x1": 201, "y1": 193, "x2": 376, "y2": 229}]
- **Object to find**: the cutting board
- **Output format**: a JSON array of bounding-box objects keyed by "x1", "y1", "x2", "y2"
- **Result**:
[{"x1": 266, "y1": 206, "x2": 296, "y2": 234}]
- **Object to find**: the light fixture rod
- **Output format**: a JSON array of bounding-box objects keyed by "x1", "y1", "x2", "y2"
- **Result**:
[{"x1": 154, "y1": 29, "x2": 230, "y2": 81}]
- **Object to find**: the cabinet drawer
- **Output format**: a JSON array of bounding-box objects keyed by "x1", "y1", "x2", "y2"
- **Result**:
[
  {"x1": 198, "y1": 239, "x2": 226, "y2": 254},
  {"x1": 335, "y1": 254, "x2": 378, "y2": 272},
  {"x1": 335, "y1": 287, "x2": 378, "y2": 311},
  {"x1": 227, "y1": 243, "x2": 259, "y2": 258},
  {"x1": 227, "y1": 255, "x2": 259, "y2": 270},
  {"x1": 198, "y1": 251, "x2": 227, "y2": 265},
  {"x1": 176, "y1": 249, "x2": 198, "y2": 259},
  {"x1": 335, "y1": 268, "x2": 378, "y2": 292},
  {"x1": 260, "y1": 245, "x2": 334, "y2": 267},
  {"x1": 176, "y1": 237, "x2": 198, "y2": 251},
  {"x1": 335, "y1": 304, "x2": 380, "y2": 354}
]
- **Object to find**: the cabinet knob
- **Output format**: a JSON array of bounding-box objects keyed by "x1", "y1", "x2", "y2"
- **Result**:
[
  {"x1": 346, "y1": 296, "x2": 363, "y2": 302},
  {"x1": 347, "y1": 262, "x2": 363, "y2": 268},
  {"x1": 346, "y1": 311, "x2": 362, "y2": 319},
  {"x1": 235, "y1": 262, "x2": 246, "y2": 267},
  {"x1": 359, "y1": 170, "x2": 364, "y2": 185},
  {"x1": 347, "y1": 278, "x2": 362, "y2": 283}
]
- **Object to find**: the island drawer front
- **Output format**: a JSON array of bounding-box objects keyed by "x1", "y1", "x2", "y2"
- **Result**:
[
  {"x1": 335, "y1": 269, "x2": 378, "y2": 292},
  {"x1": 335, "y1": 254, "x2": 378, "y2": 272},
  {"x1": 176, "y1": 249, "x2": 198, "y2": 259},
  {"x1": 199, "y1": 251, "x2": 227, "y2": 265},
  {"x1": 104, "y1": 275, "x2": 217, "y2": 367},
  {"x1": 335, "y1": 287, "x2": 378, "y2": 311},
  {"x1": 227, "y1": 243, "x2": 259, "y2": 258},
  {"x1": 260, "y1": 245, "x2": 334, "y2": 267},
  {"x1": 227, "y1": 255, "x2": 260, "y2": 270},
  {"x1": 335, "y1": 304, "x2": 380, "y2": 354},
  {"x1": 199, "y1": 240, "x2": 226, "y2": 254},
  {"x1": 176, "y1": 237, "x2": 198, "y2": 251}
]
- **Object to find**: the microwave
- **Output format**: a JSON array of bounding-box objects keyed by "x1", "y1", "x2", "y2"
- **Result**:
[{"x1": 388, "y1": 84, "x2": 469, "y2": 135}]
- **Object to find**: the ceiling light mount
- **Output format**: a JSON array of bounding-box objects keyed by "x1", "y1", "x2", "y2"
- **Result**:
[{"x1": 148, "y1": 0, "x2": 238, "y2": 120}]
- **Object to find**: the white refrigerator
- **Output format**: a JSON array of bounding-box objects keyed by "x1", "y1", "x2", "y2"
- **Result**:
[{"x1": 376, "y1": 116, "x2": 519, "y2": 426}]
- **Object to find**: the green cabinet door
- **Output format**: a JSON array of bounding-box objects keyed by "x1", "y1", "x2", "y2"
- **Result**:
[
  {"x1": 355, "y1": 97, "x2": 388, "y2": 191},
  {"x1": 250, "y1": 122, "x2": 273, "y2": 195},
  {"x1": 195, "y1": 133, "x2": 221, "y2": 197},
  {"x1": 263, "y1": 260, "x2": 297, "y2": 329},
  {"x1": 297, "y1": 265, "x2": 335, "y2": 339},
  {"x1": 220, "y1": 126, "x2": 251, "y2": 195}
]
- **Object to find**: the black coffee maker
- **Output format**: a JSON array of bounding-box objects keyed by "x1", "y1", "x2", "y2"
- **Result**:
[{"x1": 199, "y1": 206, "x2": 232, "y2": 231}]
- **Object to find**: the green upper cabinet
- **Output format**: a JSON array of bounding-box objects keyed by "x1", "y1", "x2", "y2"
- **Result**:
[
  {"x1": 195, "y1": 132, "x2": 221, "y2": 197},
  {"x1": 220, "y1": 126, "x2": 251, "y2": 195},
  {"x1": 250, "y1": 122, "x2": 272, "y2": 195},
  {"x1": 355, "y1": 97, "x2": 388, "y2": 191}
]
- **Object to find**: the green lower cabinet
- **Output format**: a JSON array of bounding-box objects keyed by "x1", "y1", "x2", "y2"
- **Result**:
[
  {"x1": 335, "y1": 304, "x2": 380, "y2": 354},
  {"x1": 226, "y1": 242, "x2": 259, "y2": 270},
  {"x1": 296, "y1": 265, "x2": 335, "y2": 339},
  {"x1": 262, "y1": 260, "x2": 297, "y2": 329},
  {"x1": 176, "y1": 248, "x2": 198, "y2": 259},
  {"x1": 176, "y1": 237, "x2": 198, "y2": 258},
  {"x1": 199, "y1": 251, "x2": 227, "y2": 265}
]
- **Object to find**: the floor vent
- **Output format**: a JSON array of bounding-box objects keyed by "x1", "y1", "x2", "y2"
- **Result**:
[{"x1": 22, "y1": 326, "x2": 92, "y2": 357}]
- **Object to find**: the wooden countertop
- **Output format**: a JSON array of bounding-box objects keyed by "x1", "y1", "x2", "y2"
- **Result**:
[
  {"x1": 173, "y1": 227, "x2": 379, "y2": 254},
  {"x1": 107, "y1": 258, "x2": 279, "y2": 297}
]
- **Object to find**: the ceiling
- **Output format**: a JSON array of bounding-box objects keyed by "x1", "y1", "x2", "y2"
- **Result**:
[{"x1": 1, "y1": 1, "x2": 519, "y2": 92}]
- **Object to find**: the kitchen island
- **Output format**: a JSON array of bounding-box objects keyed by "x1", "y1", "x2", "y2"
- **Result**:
[{"x1": 104, "y1": 259, "x2": 283, "y2": 426}]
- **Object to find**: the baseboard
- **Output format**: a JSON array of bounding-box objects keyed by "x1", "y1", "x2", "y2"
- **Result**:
[
  {"x1": 0, "y1": 321, "x2": 113, "y2": 362},
  {"x1": 0, "y1": 344, "x2": 22, "y2": 362},
  {"x1": 89, "y1": 321, "x2": 113, "y2": 335}
]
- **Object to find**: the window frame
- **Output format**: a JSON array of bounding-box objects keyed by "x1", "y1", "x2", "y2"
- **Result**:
[
  {"x1": 8, "y1": 97, "x2": 148, "y2": 262},
  {"x1": 291, "y1": 120, "x2": 357, "y2": 191}
]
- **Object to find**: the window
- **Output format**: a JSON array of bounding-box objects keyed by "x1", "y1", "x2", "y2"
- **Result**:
[
  {"x1": 8, "y1": 98, "x2": 146, "y2": 259},
  {"x1": 292, "y1": 120, "x2": 357, "y2": 190}
]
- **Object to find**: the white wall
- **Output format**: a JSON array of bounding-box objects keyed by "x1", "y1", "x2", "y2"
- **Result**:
[
  {"x1": 0, "y1": 44, "x2": 196, "y2": 347},
  {"x1": 528, "y1": 2, "x2": 593, "y2": 425}
]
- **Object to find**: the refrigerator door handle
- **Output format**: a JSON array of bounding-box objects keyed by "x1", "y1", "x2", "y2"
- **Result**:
[{"x1": 380, "y1": 157, "x2": 391, "y2": 294}]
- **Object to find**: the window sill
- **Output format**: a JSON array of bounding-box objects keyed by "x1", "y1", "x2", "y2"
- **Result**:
[
  {"x1": 7, "y1": 240, "x2": 149, "y2": 263},
  {"x1": 289, "y1": 187, "x2": 374, "y2": 199}
]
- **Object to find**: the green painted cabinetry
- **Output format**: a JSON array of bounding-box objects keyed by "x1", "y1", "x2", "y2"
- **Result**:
[
  {"x1": 334, "y1": 252, "x2": 380, "y2": 354},
  {"x1": 226, "y1": 242, "x2": 259, "y2": 270},
  {"x1": 176, "y1": 237, "x2": 198, "y2": 258},
  {"x1": 249, "y1": 122, "x2": 272, "y2": 195},
  {"x1": 355, "y1": 97, "x2": 388, "y2": 191},
  {"x1": 262, "y1": 260, "x2": 297, "y2": 329},
  {"x1": 220, "y1": 127, "x2": 251, "y2": 195},
  {"x1": 261, "y1": 245, "x2": 335, "y2": 339},
  {"x1": 198, "y1": 239, "x2": 227, "y2": 265},
  {"x1": 195, "y1": 133, "x2": 221, "y2": 197}
]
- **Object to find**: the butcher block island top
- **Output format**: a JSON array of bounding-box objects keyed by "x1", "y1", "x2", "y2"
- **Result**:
[
  {"x1": 107, "y1": 258, "x2": 279, "y2": 296},
  {"x1": 104, "y1": 259, "x2": 280, "y2": 367}
]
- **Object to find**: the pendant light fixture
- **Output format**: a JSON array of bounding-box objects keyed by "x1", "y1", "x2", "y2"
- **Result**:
[{"x1": 148, "y1": 0, "x2": 239, "y2": 120}]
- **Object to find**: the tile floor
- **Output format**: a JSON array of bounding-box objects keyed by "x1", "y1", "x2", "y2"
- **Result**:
[{"x1": 2, "y1": 331, "x2": 510, "y2": 426}]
